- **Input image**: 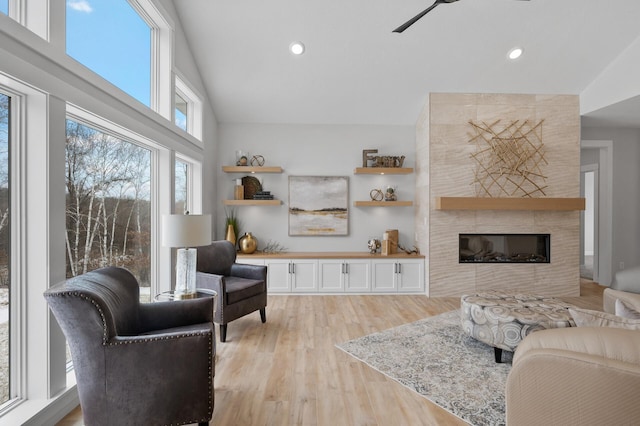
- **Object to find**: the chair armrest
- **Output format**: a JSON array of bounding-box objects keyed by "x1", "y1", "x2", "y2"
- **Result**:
[
  {"x1": 506, "y1": 327, "x2": 640, "y2": 426},
  {"x1": 230, "y1": 263, "x2": 267, "y2": 281},
  {"x1": 603, "y1": 287, "x2": 640, "y2": 314},
  {"x1": 104, "y1": 328, "x2": 214, "y2": 424},
  {"x1": 138, "y1": 297, "x2": 213, "y2": 332},
  {"x1": 196, "y1": 271, "x2": 225, "y2": 294}
]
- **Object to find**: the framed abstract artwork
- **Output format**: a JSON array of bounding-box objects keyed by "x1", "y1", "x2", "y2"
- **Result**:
[{"x1": 288, "y1": 176, "x2": 349, "y2": 236}]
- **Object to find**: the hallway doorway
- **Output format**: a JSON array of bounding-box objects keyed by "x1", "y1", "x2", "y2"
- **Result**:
[{"x1": 581, "y1": 166, "x2": 598, "y2": 280}]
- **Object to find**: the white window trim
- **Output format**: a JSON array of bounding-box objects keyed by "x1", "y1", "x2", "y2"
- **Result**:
[
  {"x1": 175, "y1": 73, "x2": 204, "y2": 142},
  {"x1": 0, "y1": 72, "x2": 69, "y2": 420},
  {"x1": 175, "y1": 153, "x2": 204, "y2": 215},
  {"x1": 128, "y1": 0, "x2": 174, "y2": 120}
]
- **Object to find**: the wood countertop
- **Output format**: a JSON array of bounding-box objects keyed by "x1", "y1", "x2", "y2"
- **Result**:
[{"x1": 237, "y1": 251, "x2": 424, "y2": 259}]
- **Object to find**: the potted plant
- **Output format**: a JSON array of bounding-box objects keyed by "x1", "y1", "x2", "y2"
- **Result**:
[{"x1": 224, "y1": 207, "x2": 240, "y2": 246}]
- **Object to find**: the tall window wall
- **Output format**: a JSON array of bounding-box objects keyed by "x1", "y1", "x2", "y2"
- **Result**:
[{"x1": 0, "y1": 1, "x2": 207, "y2": 422}]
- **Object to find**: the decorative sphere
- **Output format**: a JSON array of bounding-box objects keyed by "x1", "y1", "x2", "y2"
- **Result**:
[{"x1": 239, "y1": 232, "x2": 258, "y2": 254}]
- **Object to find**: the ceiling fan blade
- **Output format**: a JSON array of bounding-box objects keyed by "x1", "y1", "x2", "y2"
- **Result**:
[{"x1": 393, "y1": 0, "x2": 442, "y2": 34}]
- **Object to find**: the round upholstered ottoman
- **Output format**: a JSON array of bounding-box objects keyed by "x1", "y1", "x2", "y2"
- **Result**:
[{"x1": 460, "y1": 291, "x2": 575, "y2": 362}]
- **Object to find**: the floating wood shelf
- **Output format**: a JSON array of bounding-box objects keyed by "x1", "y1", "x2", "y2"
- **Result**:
[
  {"x1": 222, "y1": 166, "x2": 283, "y2": 173},
  {"x1": 354, "y1": 201, "x2": 413, "y2": 207},
  {"x1": 353, "y1": 167, "x2": 413, "y2": 175},
  {"x1": 223, "y1": 199, "x2": 282, "y2": 206},
  {"x1": 435, "y1": 197, "x2": 585, "y2": 211}
]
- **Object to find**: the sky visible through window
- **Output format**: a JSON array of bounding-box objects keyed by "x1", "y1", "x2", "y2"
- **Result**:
[
  {"x1": 0, "y1": 1, "x2": 8, "y2": 15},
  {"x1": 66, "y1": 0, "x2": 151, "y2": 106}
]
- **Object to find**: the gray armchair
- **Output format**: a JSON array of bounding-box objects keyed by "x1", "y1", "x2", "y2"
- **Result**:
[
  {"x1": 44, "y1": 266, "x2": 215, "y2": 426},
  {"x1": 196, "y1": 240, "x2": 267, "y2": 342}
]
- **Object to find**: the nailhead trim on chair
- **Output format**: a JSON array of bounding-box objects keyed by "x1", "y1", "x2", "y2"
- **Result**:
[{"x1": 47, "y1": 290, "x2": 215, "y2": 425}]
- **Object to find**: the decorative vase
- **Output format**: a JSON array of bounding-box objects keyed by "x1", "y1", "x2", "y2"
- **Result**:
[
  {"x1": 225, "y1": 224, "x2": 236, "y2": 246},
  {"x1": 238, "y1": 232, "x2": 258, "y2": 254}
]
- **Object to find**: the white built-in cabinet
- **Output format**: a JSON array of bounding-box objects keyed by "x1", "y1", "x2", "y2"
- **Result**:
[
  {"x1": 318, "y1": 259, "x2": 371, "y2": 292},
  {"x1": 262, "y1": 259, "x2": 318, "y2": 293},
  {"x1": 237, "y1": 253, "x2": 424, "y2": 294},
  {"x1": 371, "y1": 259, "x2": 424, "y2": 293}
]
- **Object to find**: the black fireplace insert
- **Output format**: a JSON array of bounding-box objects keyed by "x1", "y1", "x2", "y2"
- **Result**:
[{"x1": 459, "y1": 233, "x2": 550, "y2": 263}]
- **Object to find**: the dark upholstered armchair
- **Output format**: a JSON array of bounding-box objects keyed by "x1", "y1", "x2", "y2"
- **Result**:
[
  {"x1": 196, "y1": 240, "x2": 267, "y2": 342},
  {"x1": 44, "y1": 267, "x2": 215, "y2": 426}
]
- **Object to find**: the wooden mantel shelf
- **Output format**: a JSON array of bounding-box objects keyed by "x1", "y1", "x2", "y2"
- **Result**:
[{"x1": 435, "y1": 197, "x2": 585, "y2": 211}]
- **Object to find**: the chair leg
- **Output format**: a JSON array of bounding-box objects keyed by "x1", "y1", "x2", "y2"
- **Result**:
[
  {"x1": 220, "y1": 324, "x2": 227, "y2": 342},
  {"x1": 260, "y1": 308, "x2": 266, "y2": 323}
]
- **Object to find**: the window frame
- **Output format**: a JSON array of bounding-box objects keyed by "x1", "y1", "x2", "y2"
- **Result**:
[
  {"x1": 0, "y1": 72, "x2": 64, "y2": 418},
  {"x1": 174, "y1": 153, "x2": 203, "y2": 215},
  {"x1": 66, "y1": 103, "x2": 165, "y2": 298},
  {"x1": 128, "y1": 0, "x2": 174, "y2": 120},
  {"x1": 174, "y1": 73, "x2": 203, "y2": 141}
]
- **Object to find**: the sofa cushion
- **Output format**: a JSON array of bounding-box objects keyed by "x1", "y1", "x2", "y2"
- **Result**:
[
  {"x1": 615, "y1": 299, "x2": 640, "y2": 319},
  {"x1": 225, "y1": 277, "x2": 265, "y2": 305},
  {"x1": 569, "y1": 307, "x2": 640, "y2": 330}
]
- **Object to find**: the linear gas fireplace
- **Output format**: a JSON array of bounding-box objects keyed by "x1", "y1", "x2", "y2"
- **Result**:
[{"x1": 459, "y1": 234, "x2": 550, "y2": 263}]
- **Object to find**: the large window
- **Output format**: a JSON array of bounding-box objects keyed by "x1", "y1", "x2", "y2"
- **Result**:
[
  {"x1": 0, "y1": 92, "x2": 10, "y2": 406},
  {"x1": 65, "y1": 119, "x2": 152, "y2": 301},
  {"x1": 66, "y1": 0, "x2": 152, "y2": 106}
]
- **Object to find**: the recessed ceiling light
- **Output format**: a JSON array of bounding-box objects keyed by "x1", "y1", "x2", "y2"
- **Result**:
[
  {"x1": 289, "y1": 41, "x2": 305, "y2": 55},
  {"x1": 508, "y1": 47, "x2": 523, "y2": 60}
]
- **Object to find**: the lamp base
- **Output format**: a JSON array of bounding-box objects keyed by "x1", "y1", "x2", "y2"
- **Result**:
[{"x1": 175, "y1": 248, "x2": 197, "y2": 297}]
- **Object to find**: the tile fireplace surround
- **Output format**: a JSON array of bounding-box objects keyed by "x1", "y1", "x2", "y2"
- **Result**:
[{"x1": 416, "y1": 93, "x2": 581, "y2": 297}]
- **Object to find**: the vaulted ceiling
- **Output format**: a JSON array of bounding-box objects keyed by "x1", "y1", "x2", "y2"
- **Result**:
[{"x1": 173, "y1": 0, "x2": 640, "y2": 127}]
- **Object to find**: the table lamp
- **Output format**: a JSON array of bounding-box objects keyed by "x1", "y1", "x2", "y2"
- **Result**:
[{"x1": 162, "y1": 213, "x2": 212, "y2": 299}]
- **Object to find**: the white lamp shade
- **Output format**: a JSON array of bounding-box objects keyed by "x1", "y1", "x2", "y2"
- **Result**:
[{"x1": 162, "y1": 214, "x2": 212, "y2": 248}]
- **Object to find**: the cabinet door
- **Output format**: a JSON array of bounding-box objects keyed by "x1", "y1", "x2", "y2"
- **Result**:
[
  {"x1": 319, "y1": 260, "x2": 344, "y2": 292},
  {"x1": 291, "y1": 260, "x2": 318, "y2": 292},
  {"x1": 397, "y1": 260, "x2": 424, "y2": 292},
  {"x1": 265, "y1": 259, "x2": 291, "y2": 293},
  {"x1": 344, "y1": 260, "x2": 371, "y2": 292},
  {"x1": 371, "y1": 260, "x2": 397, "y2": 292}
]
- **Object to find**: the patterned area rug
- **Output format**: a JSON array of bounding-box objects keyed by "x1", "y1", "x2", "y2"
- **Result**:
[{"x1": 336, "y1": 310, "x2": 512, "y2": 426}]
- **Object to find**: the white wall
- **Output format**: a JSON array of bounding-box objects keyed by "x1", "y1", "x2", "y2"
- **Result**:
[
  {"x1": 581, "y1": 34, "x2": 640, "y2": 116},
  {"x1": 581, "y1": 127, "x2": 640, "y2": 273},
  {"x1": 217, "y1": 123, "x2": 416, "y2": 252}
]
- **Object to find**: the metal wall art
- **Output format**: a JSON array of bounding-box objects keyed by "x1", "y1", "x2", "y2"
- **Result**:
[{"x1": 468, "y1": 119, "x2": 547, "y2": 198}]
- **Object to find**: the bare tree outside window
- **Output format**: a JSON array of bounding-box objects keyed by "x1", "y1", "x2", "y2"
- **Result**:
[
  {"x1": 65, "y1": 120, "x2": 151, "y2": 301},
  {"x1": 0, "y1": 93, "x2": 10, "y2": 404},
  {"x1": 175, "y1": 159, "x2": 188, "y2": 214}
]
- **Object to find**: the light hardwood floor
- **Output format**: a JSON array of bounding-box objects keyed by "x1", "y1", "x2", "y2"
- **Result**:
[{"x1": 57, "y1": 280, "x2": 604, "y2": 426}]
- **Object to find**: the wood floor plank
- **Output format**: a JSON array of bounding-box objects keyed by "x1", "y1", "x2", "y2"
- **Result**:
[{"x1": 57, "y1": 281, "x2": 604, "y2": 426}]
